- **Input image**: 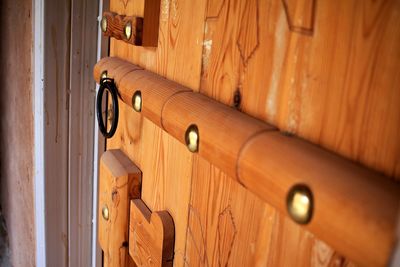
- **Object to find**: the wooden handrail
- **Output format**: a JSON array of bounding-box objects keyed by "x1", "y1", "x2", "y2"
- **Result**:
[{"x1": 94, "y1": 57, "x2": 400, "y2": 267}]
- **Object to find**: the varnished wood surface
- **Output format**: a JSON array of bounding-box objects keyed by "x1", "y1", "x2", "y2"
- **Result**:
[
  {"x1": 94, "y1": 56, "x2": 143, "y2": 84},
  {"x1": 94, "y1": 53, "x2": 400, "y2": 266},
  {"x1": 186, "y1": 156, "x2": 358, "y2": 267},
  {"x1": 102, "y1": 0, "x2": 400, "y2": 266},
  {"x1": 107, "y1": 0, "x2": 206, "y2": 266},
  {"x1": 238, "y1": 132, "x2": 400, "y2": 267},
  {"x1": 162, "y1": 91, "x2": 275, "y2": 178},
  {"x1": 103, "y1": 11, "x2": 143, "y2": 45},
  {"x1": 99, "y1": 150, "x2": 142, "y2": 267},
  {"x1": 0, "y1": 0, "x2": 35, "y2": 266},
  {"x1": 142, "y1": 0, "x2": 161, "y2": 46},
  {"x1": 119, "y1": 70, "x2": 191, "y2": 127},
  {"x1": 129, "y1": 199, "x2": 175, "y2": 267},
  {"x1": 201, "y1": 0, "x2": 400, "y2": 180}
]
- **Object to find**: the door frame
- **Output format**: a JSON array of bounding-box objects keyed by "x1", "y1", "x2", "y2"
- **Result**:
[
  {"x1": 91, "y1": 1, "x2": 109, "y2": 266},
  {"x1": 33, "y1": 0, "x2": 46, "y2": 265},
  {"x1": 33, "y1": 0, "x2": 104, "y2": 266}
]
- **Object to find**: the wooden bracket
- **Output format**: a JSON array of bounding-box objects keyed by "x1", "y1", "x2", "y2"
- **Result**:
[
  {"x1": 129, "y1": 199, "x2": 175, "y2": 267},
  {"x1": 98, "y1": 149, "x2": 175, "y2": 267},
  {"x1": 102, "y1": 12, "x2": 143, "y2": 45},
  {"x1": 98, "y1": 149, "x2": 142, "y2": 267},
  {"x1": 102, "y1": 0, "x2": 161, "y2": 47}
]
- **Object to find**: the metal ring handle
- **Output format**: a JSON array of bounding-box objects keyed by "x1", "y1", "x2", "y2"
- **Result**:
[{"x1": 96, "y1": 78, "x2": 119, "y2": 138}]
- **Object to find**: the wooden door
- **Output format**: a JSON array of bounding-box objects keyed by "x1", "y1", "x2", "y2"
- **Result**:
[{"x1": 99, "y1": 0, "x2": 400, "y2": 266}]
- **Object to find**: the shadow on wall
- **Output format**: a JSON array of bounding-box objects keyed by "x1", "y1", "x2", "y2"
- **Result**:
[{"x1": 0, "y1": 207, "x2": 11, "y2": 267}]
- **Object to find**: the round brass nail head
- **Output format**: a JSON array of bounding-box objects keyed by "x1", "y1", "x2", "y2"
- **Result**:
[
  {"x1": 124, "y1": 21, "x2": 132, "y2": 40},
  {"x1": 287, "y1": 184, "x2": 313, "y2": 224},
  {"x1": 102, "y1": 205, "x2": 109, "y2": 221},
  {"x1": 132, "y1": 91, "x2": 142, "y2": 112},
  {"x1": 101, "y1": 16, "x2": 108, "y2": 33},
  {"x1": 185, "y1": 125, "x2": 199, "y2": 153},
  {"x1": 101, "y1": 70, "x2": 108, "y2": 80},
  {"x1": 107, "y1": 106, "x2": 114, "y2": 123}
]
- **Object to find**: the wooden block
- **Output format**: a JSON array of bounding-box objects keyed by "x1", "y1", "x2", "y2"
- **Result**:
[
  {"x1": 237, "y1": 131, "x2": 400, "y2": 267},
  {"x1": 162, "y1": 91, "x2": 276, "y2": 179},
  {"x1": 129, "y1": 199, "x2": 175, "y2": 267},
  {"x1": 98, "y1": 149, "x2": 142, "y2": 267},
  {"x1": 102, "y1": 11, "x2": 144, "y2": 45},
  {"x1": 102, "y1": 0, "x2": 161, "y2": 47}
]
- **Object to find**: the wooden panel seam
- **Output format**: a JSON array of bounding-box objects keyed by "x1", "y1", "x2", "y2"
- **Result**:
[
  {"x1": 159, "y1": 90, "x2": 194, "y2": 131},
  {"x1": 235, "y1": 128, "x2": 279, "y2": 184}
]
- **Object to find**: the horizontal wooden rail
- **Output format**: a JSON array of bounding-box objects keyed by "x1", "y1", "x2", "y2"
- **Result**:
[{"x1": 94, "y1": 57, "x2": 400, "y2": 267}]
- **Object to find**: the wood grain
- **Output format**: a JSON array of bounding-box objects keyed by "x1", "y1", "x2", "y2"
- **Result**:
[
  {"x1": 185, "y1": 156, "x2": 354, "y2": 267},
  {"x1": 142, "y1": 0, "x2": 161, "y2": 46},
  {"x1": 95, "y1": 54, "x2": 400, "y2": 265},
  {"x1": 107, "y1": 0, "x2": 207, "y2": 266},
  {"x1": 162, "y1": 91, "x2": 275, "y2": 178},
  {"x1": 94, "y1": 56, "x2": 399, "y2": 266},
  {"x1": 93, "y1": 56, "x2": 143, "y2": 86},
  {"x1": 98, "y1": 150, "x2": 142, "y2": 267},
  {"x1": 107, "y1": 113, "x2": 195, "y2": 267},
  {"x1": 110, "y1": 0, "x2": 206, "y2": 88},
  {"x1": 100, "y1": 0, "x2": 400, "y2": 266},
  {"x1": 129, "y1": 199, "x2": 175, "y2": 267},
  {"x1": 119, "y1": 69, "x2": 191, "y2": 127},
  {"x1": 282, "y1": 0, "x2": 316, "y2": 34},
  {"x1": 201, "y1": 0, "x2": 400, "y2": 180},
  {"x1": 103, "y1": 11, "x2": 144, "y2": 45},
  {"x1": 238, "y1": 131, "x2": 400, "y2": 267},
  {"x1": 0, "y1": 0, "x2": 35, "y2": 266}
]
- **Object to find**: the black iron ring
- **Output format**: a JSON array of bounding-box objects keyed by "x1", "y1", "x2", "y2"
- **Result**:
[{"x1": 96, "y1": 78, "x2": 119, "y2": 138}]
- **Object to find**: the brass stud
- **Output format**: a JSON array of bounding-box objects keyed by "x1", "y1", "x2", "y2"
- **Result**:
[
  {"x1": 101, "y1": 16, "x2": 108, "y2": 33},
  {"x1": 132, "y1": 91, "x2": 142, "y2": 112},
  {"x1": 287, "y1": 184, "x2": 313, "y2": 224},
  {"x1": 101, "y1": 70, "x2": 108, "y2": 80},
  {"x1": 107, "y1": 106, "x2": 114, "y2": 123},
  {"x1": 124, "y1": 21, "x2": 132, "y2": 40},
  {"x1": 185, "y1": 125, "x2": 199, "y2": 153},
  {"x1": 102, "y1": 205, "x2": 109, "y2": 221}
]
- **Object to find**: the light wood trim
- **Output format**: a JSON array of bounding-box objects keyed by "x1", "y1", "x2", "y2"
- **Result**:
[
  {"x1": 237, "y1": 132, "x2": 400, "y2": 267},
  {"x1": 129, "y1": 199, "x2": 175, "y2": 267}
]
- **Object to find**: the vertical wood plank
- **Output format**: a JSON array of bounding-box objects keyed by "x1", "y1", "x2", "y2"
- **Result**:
[
  {"x1": 107, "y1": 1, "x2": 207, "y2": 266},
  {"x1": 185, "y1": 157, "x2": 351, "y2": 267},
  {"x1": 200, "y1": 0, "x2": 400, "y2": 179}
]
